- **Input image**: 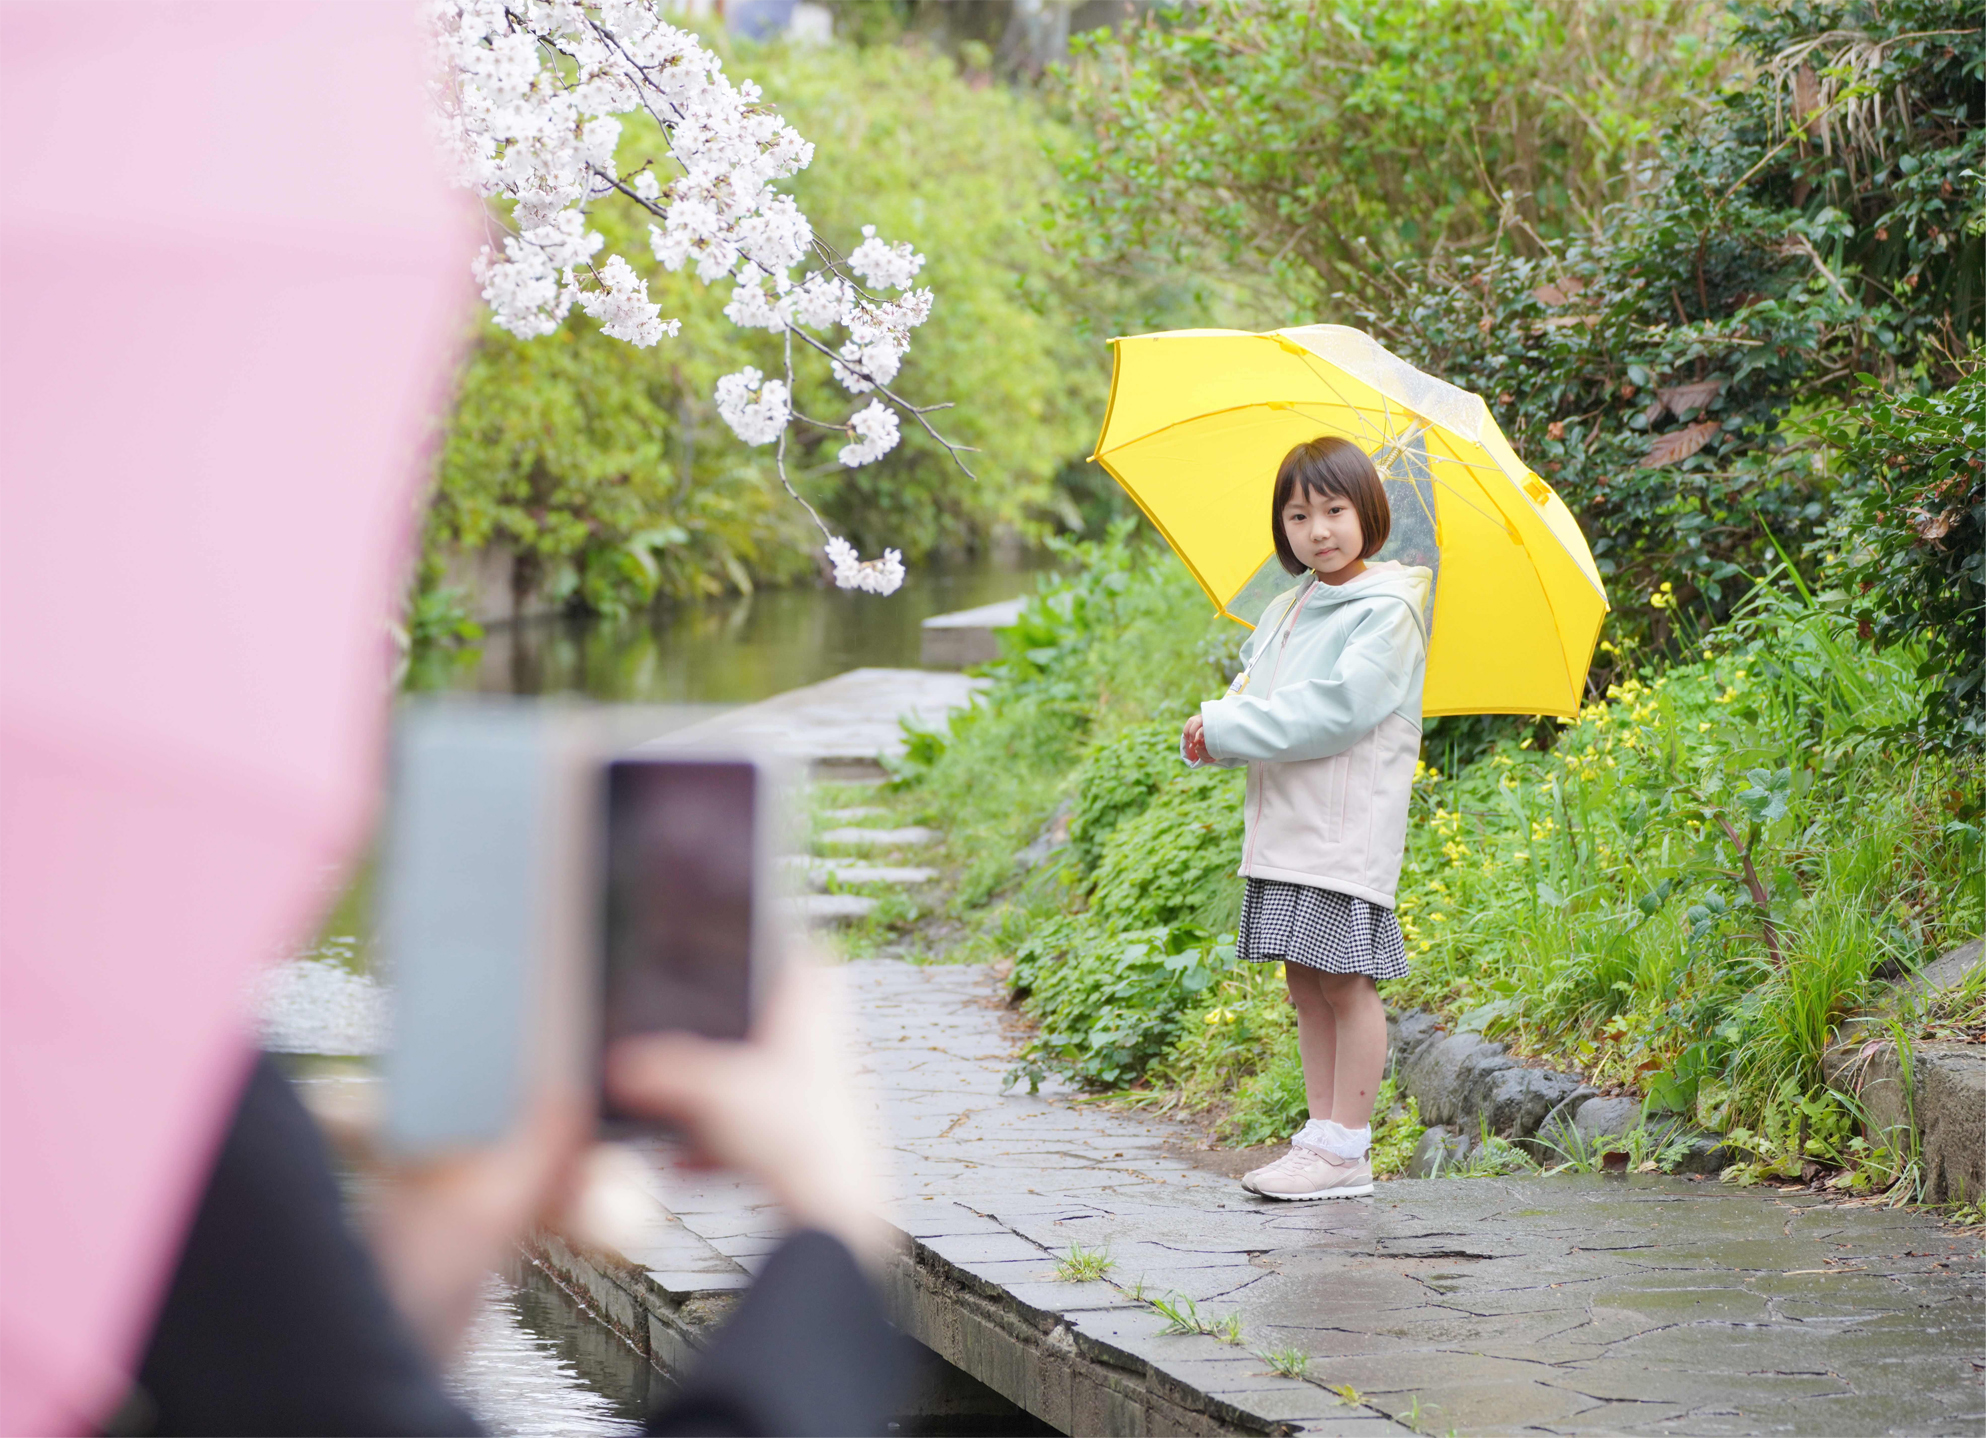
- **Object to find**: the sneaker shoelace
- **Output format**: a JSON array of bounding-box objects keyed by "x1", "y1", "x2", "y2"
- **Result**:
[{"x1": 1265, "y1": 1144, "x2": 1324, "y2": 1174}]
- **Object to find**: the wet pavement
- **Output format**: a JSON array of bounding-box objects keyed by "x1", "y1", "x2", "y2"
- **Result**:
[{"x1": 602, "y1": 960, "x2": 1984, "y2": 1436}]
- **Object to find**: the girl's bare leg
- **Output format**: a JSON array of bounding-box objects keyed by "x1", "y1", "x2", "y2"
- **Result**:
[
  {"x1": 1319, "y1": 972, "x2": 1387, "y2": 1128},
  {"x1": 1284, "y1": 962, "x2": 1338, "y2": 1121}
]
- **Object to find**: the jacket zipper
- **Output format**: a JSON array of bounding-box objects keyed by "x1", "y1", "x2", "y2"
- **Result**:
[{"x1": 1241, "y1": 577, "x2": 1317, "y2": 877}]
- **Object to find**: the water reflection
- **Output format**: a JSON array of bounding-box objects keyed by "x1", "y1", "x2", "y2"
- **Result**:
[
  {"x1": 450, "y1": 1264, "x2": 654, "y2": 1437},
  {"x1": 421, "y1": 559, "x2": 1048, "y2": 705}
]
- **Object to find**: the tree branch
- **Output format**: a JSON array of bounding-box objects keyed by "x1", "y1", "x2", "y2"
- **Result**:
[{"x1": 1716, "y1": 813, "x2": 1784, "y2": 966}]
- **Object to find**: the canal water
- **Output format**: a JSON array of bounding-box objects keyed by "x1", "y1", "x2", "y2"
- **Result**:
[
  {"x1": 416, "y1": 556, "x2": 1047, "y2": 705},
  {"x1": 278, "y1": 558, "x2": 1050, "y2": 1432},
  {"x1": 446, "y1": 1265, "x2": 653, "y2": 1437}
]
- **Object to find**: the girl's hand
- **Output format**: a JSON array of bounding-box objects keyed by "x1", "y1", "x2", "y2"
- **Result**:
[{"x1": 1182, "y1": 714, "x2": 1210, "y2": 764}]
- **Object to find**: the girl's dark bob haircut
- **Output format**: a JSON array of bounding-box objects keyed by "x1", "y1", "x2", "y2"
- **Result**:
[{"x1": 1272, "y1": 435, "x2": 1390, "y2": 576}]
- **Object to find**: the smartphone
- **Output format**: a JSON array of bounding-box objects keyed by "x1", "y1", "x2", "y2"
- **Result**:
[
  {"x1": 598, "y1": 756, "x2": 769, "y2": 1130},
  {"x1": 380, "y1": 702, "x2": 596, "y2": 1155}
]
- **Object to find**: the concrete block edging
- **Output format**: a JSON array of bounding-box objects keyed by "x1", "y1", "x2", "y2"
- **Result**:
[{"x1": 527, "y1": 1221, "x2": 1395, "y2": 1436}]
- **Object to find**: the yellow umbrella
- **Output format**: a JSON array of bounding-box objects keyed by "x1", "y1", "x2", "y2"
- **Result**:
[{"x1": 1092, "y1": 324, "x2": 1610, "y2": 718}]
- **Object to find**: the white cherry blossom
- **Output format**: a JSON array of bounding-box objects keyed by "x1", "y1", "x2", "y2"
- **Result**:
[
  {"x1": 713, "y1": 367, "x2": 792, "y2": 446},
  {"x1": 838, "y1": 400, "x2": 900, "y2": 467},
  {"x1": 846, "y1": 224, "x2": 925, "y2": 292},
  {"x1": 824, "y1": 537, "x2": 906, "y2": 596},
  {"x1": 572, "y1": 254, "x2": 674, "y2": 347}
]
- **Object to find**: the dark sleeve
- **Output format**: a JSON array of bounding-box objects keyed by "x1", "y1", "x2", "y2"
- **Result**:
[
  {"x1": 647, "y1": 1230, "x2": 909, "y2": 1438},
  {"x1": 127, "y1": 1053, "x2": 482, "y2": 1437}
]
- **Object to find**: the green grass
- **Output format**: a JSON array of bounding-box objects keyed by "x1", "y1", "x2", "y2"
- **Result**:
[
  {"x1": 1148, "y1": 1291, "x2": 1244, "y2": 1344},
  {"x1": 1053, "y1": 1243, "x2": 1114, "y2": 1282},
  {"x1": 1257, "y1": 1345, "x2": 1311, "y2": 1379}
]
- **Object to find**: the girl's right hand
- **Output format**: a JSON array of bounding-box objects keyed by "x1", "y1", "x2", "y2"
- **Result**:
[{"x1": 1182, "y1": 714, "x2": 1210, "y2": 764}]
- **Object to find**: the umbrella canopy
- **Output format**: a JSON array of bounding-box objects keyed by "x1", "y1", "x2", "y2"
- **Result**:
[
  {"x1": 0, "y1": 5, "x2": 469, "y2": 1432},
  {"x1": 1093, "y1": 325, "x2": 1609, "y2": 717}
]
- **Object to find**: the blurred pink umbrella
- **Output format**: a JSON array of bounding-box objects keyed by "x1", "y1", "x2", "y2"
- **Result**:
[{"x1": 0, "y1": 5, "x2": 471, "y2": 1431}]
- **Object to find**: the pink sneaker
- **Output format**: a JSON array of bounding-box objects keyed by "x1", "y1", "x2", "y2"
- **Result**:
[{"x1": 1241, "y1": 1144, "x2": 1373, "y2": 1201}]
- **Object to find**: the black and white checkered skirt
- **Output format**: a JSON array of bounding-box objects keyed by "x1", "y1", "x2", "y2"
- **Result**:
[{"x1": 1236, "y1": 878, "x2": 1410, "y2": 980}]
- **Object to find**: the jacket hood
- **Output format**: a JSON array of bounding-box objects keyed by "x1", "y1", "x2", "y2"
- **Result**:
[{"x1": 1301, "y1": 563, "x2": 1431, "y2": 625}]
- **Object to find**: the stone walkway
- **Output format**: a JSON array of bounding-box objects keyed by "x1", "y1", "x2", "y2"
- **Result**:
[
  {"x1": 646, "y1": 667, "x2": 988, "y2": 777},
  {"x1": 558, "y1": 960, "x2": 1985, "y2": 1436}
]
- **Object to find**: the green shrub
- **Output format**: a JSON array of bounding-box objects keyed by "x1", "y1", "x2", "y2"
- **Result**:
[
  {"x1": 1066, "y1": 722, "x2": 1183, "y2": 874},
  {"x1": 1049, "y1": 0, "x2": 1717, "y2": 313},
  {"x1": 1088, "y1": 771, "x2": 1245, "y2": 931},
  {"x1": 1007, "y1": 919, "x2": 1232, "y2": 1091},
  {"x1": 902, "y1": 527, "x2": 1234, "y2": 913},
  {"x1": 1392, "y1": 582, "x2": 1978, "y2": 1131},
  {"x1": 1056, "y1": 0, "x2": 1983, "y2": 662},
  {"x1": 1819, "y1": 369, "x2": 1986, "y2": 751}
]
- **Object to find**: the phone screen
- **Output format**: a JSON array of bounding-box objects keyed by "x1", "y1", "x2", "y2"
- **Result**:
[{"x1": 600, "y1": 758, "x2": 757, "y2": 1121}]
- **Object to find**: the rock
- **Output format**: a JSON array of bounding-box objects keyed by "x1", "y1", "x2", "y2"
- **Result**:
[
  {"x1": 1451, "y1": 1041, "x2": 1520, "y2": 1118},
  {"x1": 1408, "y1": 1126, "x2": 1473, "y2": 1178},
  {"x1": 1836, "y1": 1038, "x2": 1986, "y2": 1204},
  {"x1": 1528, "y1": 1088, "x2": 1600, "y2": 1158},
  {"x1": 824, "y1": 865, "x2": 937, "y2": 887},
  {"x1": 647, "y1": 667, "x2": 990, "y2": 777},
  {"x1": 1822, "y1": 937, "x2": 1986, "y2": 1203},
  {"x1": 1015, "y1": 798, "x2": 1073, "y2": 871},
  {"x1": 1669, "y1": 1131, "x2": 1737, "y2": 1175},
  {"x1": 1569, "y1": 1096, "x2": 1643, "y2": 1143},
  {"x1": 1910, "y1": 936, "x2": 1984, "y2": 1003},
  {"x1": 784, "y1": 857, "x2": 939, "y2": 890},
  {"x1": 1389, "y1": 1010, "x2": 1447, "y2": 1070},
  {"x1": 1917, "y1": 1046, "x2": 1986, "y2": 1203},
  {"x1": 1400, "y1": 1032, "x2": 1508, "y2": 1126},
  {"x1": 1478, "y1": 1067, "x2": 1590, "y2": 1139}
]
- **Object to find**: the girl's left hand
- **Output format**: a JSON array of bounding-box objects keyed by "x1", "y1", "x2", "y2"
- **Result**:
[{"x1": 1182, "y1": 714, "x2": 1210, "y2": 764}]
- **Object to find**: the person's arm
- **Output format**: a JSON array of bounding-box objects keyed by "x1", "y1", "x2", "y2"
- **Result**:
[
  {"x1": 1183, "y1": 600, "x2": 1284, "y2": 768},
  {"x1": 608, "y1": 965, "x2": 907, "y2": 1436},
  {"x1": 130, "y1": 1054, "x2": 483, "y2": 1437},
  {"x1": 1200, "y1": 600, "x2": 1422, "y2": 763}
]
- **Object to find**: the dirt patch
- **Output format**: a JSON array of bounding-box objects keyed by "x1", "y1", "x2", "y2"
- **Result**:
[{"x1": 1164, "y1": 1135, "x2": 1282, "y2": 1181}]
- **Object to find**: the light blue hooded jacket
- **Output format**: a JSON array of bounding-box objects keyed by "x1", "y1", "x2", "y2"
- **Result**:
[{"x1": 1193, "y1": 564, "x2": 1430, "y2": 908}]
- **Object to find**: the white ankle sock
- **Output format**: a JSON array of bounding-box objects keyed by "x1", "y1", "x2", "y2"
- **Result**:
[{"x1": 1295, "y1": 1118, "x2": 1371, "y2": 1161}]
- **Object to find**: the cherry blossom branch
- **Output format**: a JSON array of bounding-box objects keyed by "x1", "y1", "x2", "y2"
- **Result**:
[
  {"x1": 784, "y1": 325, "x2": 980, "y2": 479},
  {"x1": 770, "y1": 331, "x2": 902, "y2": 594}
]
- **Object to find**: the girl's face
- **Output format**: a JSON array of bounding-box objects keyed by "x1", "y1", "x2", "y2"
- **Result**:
[{"x1": 1282, "y1": 486, "x2": 1366, "y2": 582}]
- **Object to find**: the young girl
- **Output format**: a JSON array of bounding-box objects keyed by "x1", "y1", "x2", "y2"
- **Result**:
[{"x1": 1182, "y1": 435, "x2": 1430, "y2": 1200}]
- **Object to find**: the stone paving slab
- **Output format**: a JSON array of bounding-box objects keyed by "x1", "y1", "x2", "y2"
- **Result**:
[
  {"x1": 921, "y1": 596, "x2": 1026, "y2": 668},
  {"x1": 643, "y1": 667, "x2": 988, "y2": 775},
  {"x1": 818, "y1": 825, "x2": 938, "y2": 848},
  {"x1": 535, "y1": 960, "x2": 1985, "y2": 1436}
]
